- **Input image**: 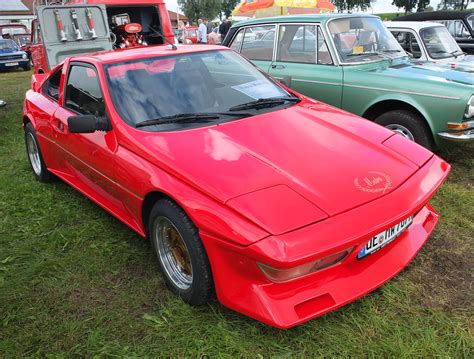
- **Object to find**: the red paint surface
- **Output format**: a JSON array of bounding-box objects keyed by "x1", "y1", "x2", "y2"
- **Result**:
[{"x1": 23, "y1": 45, "x2": 450, "y2": 328}]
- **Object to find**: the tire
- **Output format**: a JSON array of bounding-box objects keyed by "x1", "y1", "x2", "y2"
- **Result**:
[
  {"x1": 23, "y1": 61, "x2": 31, "y2": 71},
  {"x1": 148, "y1": 199, "x2": 214, "y2": 305},
  {"x1": 374, "y1": 110, "x2": 434, "y2": 150},
  {"x1": 24, "y1": 122, "x2": 54, "y2": 182}
]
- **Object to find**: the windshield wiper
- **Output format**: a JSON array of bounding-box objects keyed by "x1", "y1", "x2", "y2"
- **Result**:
[
  {"x1": 228, "y1": 97, "x2": 300, "y2": 112},
  {"x1": 135, "y1": 112, "x2": 253, "y2": 128},
  {"x1": 381, "y1": 49, "x2": 402, "y2": 53}
]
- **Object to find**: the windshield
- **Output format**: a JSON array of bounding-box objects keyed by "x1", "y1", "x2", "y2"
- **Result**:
[
  {"x1": 1, "y1": 26, "x2": 27, "y2": 35},
  {"x1": 0, "y1": 39, "x2": 19, "y2": 51},
  {"x1": 420, "y1": 26, "x2": 462, "y2": 59},
  {"x1": 105, "y1": 50, "x2": 290, "y2": 130},
  {"x1": 328, "y1": 17, "x2": 404, "y2": 63}
]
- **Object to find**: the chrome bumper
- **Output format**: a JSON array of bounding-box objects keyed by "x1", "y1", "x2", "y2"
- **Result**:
[{"x1": 438, "y1": 129, "x2": 474, "y2": 142}]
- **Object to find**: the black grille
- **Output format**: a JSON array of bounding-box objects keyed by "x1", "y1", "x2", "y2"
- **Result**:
[{"x1": 0, "y1": 55, "x2": 22, "y2": 61}]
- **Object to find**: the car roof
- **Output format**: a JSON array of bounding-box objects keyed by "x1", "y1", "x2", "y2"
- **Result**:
[
  {"x1": 232, "y1": 13, "x2": 379, "y2": 27},
  {"x1": 73, "y1": 45, "x2": 228, "y2": 64},
  {"x1": 394, "y1": 11, "x2": 473, "y2": 21},
  {"x1": 384, "y1": 21, "x2": 446, "y2": 30}
]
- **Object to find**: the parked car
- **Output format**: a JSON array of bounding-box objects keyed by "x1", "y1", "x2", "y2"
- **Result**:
[
  {"x1": 386, "y1": 21, "x2": 474, "y2": 71},
  {"x1": 386, "y1": 21, "x2": 473, "y2": 65},
  {"x1": 23, "y1": 45, "x2": 450, "y2": 329},
  {"x1": 185, "y1": 26, "x2": 198, "y2": 44},
  {"x1": 0, "y1": 39, "x2": 30, "y2": 71},
  {"x1": 394, "y1": 11, "x2": 474, "y2": 54},
  {"x1": 223, "y1": 14, "x2": 474, "y2": 149}
]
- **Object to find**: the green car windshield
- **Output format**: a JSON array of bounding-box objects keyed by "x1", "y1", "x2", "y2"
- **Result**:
[{"x1": 328, "y1": 17, "x2": 404, "y2": 63}]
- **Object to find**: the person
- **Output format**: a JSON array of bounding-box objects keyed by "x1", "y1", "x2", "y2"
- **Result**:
[
  {"x1": 206, "y1": 19, "x2": 213, "y2": 35},
  {"x1": 177, "y1": 20, "x2": 187, "y2": 44},
  {"x1": 197, "y1": 19, "x2": 207, "y2": 44},
  {"x1": 219, "y1": 16, "x2": 232, "y2": 42}
]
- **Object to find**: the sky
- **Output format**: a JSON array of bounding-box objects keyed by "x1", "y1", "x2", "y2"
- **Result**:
[{"x1": 163, "y1": 0, "x2": 443, "y2": 16}]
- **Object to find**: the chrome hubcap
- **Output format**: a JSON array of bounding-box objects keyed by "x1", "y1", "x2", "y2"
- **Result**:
[
  {"x1": 154, "y1": 216, "x2": 193, "y2": 290},
  {"x1": 386, "y1": 124, "x2": 415, "y2": 142},
  {"x1": 26, "y1": 132, "x2": 42, "y2": 176}
]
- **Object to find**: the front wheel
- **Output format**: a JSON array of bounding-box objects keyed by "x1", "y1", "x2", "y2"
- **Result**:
[
  {"x1": 149, "y1": 199, "x2": 214, "y2": 305},
  {"x1": 374, "y1": 110, "x2": 434, "y2": 150}
]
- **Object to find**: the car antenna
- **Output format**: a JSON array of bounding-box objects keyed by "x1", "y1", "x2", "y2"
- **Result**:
[{"x1": 146, "y1": 25, "x2": 177, "y2": 50}]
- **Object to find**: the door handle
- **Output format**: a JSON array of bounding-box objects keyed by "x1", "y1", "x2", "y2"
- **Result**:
[
  {"x1": 53, "y1": 118, "x2": 67, "y2": 133},
  {"x1": 271, "y1": 64, "x2": 286, "y2": 70}
]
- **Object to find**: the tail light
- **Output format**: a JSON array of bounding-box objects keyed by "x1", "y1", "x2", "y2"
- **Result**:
[{"x1": 257, "y1": 248, "x2": 353, "y2": 282}]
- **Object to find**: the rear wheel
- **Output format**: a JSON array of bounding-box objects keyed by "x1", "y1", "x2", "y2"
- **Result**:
[
  {"x1": 148, "y1": 199, "x2": 214, "y2": 305},
  {"x1": 24, "y1": 122, "x2": 53, "y2": 182},
  {"x1": 374, "y1": 110, "x2": 434, "y2": 150}
]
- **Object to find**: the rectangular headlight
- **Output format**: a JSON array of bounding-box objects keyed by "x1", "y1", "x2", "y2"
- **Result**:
[{"x1": 257, "y1": 248, "x2": 352, "y2": 282}]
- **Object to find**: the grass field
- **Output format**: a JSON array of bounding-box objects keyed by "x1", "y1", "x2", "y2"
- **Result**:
[{"x1": 0, "y1": 69, "x2": 473, "y2": 357}]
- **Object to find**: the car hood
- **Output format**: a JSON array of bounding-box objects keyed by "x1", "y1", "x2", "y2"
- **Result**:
[
  {"x1": 133, "y1": 102, "x2": 430, "y2": 234},
  {"x1": 379, "y1": 60, "x2": 474, "y2": 85},
  {"x1": 418, "y1": 55, "x2": 474, "y2": 73},
  {"x1": 0, "y1": 49, "x2": 24, "y2": 56}
]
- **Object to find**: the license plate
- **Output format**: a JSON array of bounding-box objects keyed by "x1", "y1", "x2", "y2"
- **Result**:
[
  {"x1": 5, "y1": 62, "x2": 19, "y2": 67},
  {"x1": 358, "y1": 216, "x2": 414, "y2": 259}
]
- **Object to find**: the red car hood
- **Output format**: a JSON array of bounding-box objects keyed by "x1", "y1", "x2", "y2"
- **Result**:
[{"x1": 130, "y1": 102, "x2": 430, "y2": 234}]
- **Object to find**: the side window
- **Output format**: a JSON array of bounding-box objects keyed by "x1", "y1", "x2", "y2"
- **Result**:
[
  {"x1": 240, "y1": 25, "x2": 276, "y2": 61},
  {"x1": 440, "y1": 20, "x2": 470, "y2": 39},
  {"x1": 391, "y1": 31, "x2": 421, "y2": 59},
  {"x1": 230, "y1": 29, "x2": 244, "y2": 51},
  {"x1": 317, "y1": 27, "x2": 333, "y2": 65},
  {"x1": 42, "y1": 68, "x2": 62, "y2": 102},
  {"x1": 277, "y1": 24, "x2": 316, "y2": 64},
  {"x1": 65, "y1": 65, "x2": 106, "y2": 117}
]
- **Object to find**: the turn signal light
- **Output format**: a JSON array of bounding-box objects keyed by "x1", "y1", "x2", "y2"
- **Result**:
[
  {"x1": 258, "y1": 248, "x2": 353, "y2": 282},
  {"x1": 447, "y1": 122, "x2": 469, "y2": 130}
]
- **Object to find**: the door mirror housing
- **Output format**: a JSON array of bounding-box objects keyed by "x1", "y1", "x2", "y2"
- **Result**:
[{"x1": 68, "y1": 115, "x2": 111, "y2": 133}]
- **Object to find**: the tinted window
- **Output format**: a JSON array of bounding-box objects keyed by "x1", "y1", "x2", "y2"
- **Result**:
[
  {"x1": 65, "y1": 65, "x2": 106, "y2": 117},
  {"x1": 240, "y1": 25, "x2": 276, "y2": 61},
  {"x1": 105, "y1": 50, "x2": 290, "y2": 130},
  {"x1": 42, "y1": 68, "x2": 62, "y2": 102}
]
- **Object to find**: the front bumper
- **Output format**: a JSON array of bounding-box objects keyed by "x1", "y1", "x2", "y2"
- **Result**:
[
  {"x1": 0, "y1": 59, "x2": 29, "y2": 70},
  {"x1": 201, "y1": 155, "x2": 450, "y2": 328},
  {"x1": 438, "y1": 129, "x2": 474, "y2": 142}
]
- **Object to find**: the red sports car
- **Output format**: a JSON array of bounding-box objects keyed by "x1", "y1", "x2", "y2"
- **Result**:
[{"x1": 23, "y1": 45, "x2": 450, "y2": 328}]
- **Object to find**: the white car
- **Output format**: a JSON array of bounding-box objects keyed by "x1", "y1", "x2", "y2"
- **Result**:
[{"x1": 385, "y1": 21, "x2": 473, "y2": 70}]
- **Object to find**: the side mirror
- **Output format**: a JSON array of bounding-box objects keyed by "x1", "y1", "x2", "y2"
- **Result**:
[{"x1": 68, "y1": 115, "x2": 111, "y2": 133}]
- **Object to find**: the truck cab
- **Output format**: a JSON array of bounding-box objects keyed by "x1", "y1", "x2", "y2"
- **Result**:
[{"x1": 30, "y1": 0, "x2": 174, "y2": 73}]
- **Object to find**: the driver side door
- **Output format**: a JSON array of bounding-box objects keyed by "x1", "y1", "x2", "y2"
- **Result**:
[{"x1": 52, "y1": 62, "x2": 124, "y2": 212}]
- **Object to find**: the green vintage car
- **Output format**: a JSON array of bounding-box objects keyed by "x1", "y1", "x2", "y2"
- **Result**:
[{"x1": 222, "y1": 14, "x2": 474, "y2": 149}]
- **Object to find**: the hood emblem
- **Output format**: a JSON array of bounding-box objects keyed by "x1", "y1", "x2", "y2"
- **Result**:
[{"x1": 354, "y1": 171, "x2": 392, "y2": 194}]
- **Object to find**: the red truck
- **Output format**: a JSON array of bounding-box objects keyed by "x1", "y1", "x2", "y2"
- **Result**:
[{"x1": 30, "y1": 0, "x2": 174, "y2": 73}]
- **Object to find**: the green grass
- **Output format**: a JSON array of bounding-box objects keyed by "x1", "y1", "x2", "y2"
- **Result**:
[{"x1": 0, "y1": 69, "x2": 473, "y2": 357}]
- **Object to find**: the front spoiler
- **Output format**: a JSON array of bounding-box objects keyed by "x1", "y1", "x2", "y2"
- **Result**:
[{"x1": 201, "y1": 155, "x2": 450, "y2": 328}]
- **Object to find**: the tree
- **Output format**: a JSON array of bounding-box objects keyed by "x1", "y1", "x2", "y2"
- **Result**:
[
  {"x1": 221, "y1": 0, "x2": 240, "y2": 18},
  {"x1": 178, "y1": 0, "x2": 223, "y2": 23},
  {"x1": 417, "y1": 0, "x2": 430, "y2": 11},
  {"x1": 392, "y1": 0, "x2": 417, "y2": 14},
  {"x1": 332, "y1": 0, "x2": 372, "y2": 12}
]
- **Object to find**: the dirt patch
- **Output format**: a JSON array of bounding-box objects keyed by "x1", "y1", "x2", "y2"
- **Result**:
[{"x1": 407, "y1": 228, "x2": 473, "y2": 312}]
